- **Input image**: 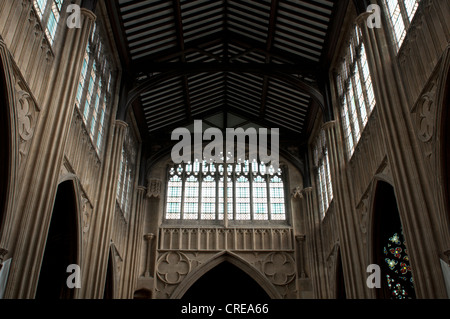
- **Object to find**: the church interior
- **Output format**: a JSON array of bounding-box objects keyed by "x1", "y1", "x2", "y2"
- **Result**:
[{"x1": 0, "y1": 0, "x2": 449, "y2": 301}]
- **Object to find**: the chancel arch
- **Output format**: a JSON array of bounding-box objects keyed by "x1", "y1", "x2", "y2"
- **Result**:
[{"x1": 171, "y1": 252, "x2": 281, "y2": 299}]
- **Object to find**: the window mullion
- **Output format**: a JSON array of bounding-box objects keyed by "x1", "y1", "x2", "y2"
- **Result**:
[
  {"x1": 357, "y1": 56, "x2": 372, "y2": 121},
  {"x1": 180, "y1": 169, "x2": 186, "y2": 221},
  {"x1": 398, "y1": 0, "x2": 411, "y2": 30},
  {"x1": 266, "y1": 175, "x2": 272, "y2": 221},
  {"x1": 232, "y1": 171, "x2": 237, "y2": 221},
  {"x1": 198, "y1": 169, "x2": 203, "y2": 221},
  {"x1": 351, "y1": 71, "x2": 364, "y2": 131},
  {"x1": 249, "y1": 172, "x2": 254, "y2": 221}
]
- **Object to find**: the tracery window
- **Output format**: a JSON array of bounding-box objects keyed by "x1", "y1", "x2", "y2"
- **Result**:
[
  {"x1": 75, "y1": 22, "x2": 114, "y2": 155},
  {"x1": 165, "y1": 160, "x2": 287, "y2": 222},
  {"x1": 336, "y1": 26, "x2": 376, "y2": 158},
  {"x1": 313, "y1": 130, "x2": 333, "y2": 218},
  {"x1": 383, "y1": 0, "x2": 421, "y2": 50},
  {"x1": 32, "y1": 0, "x2": 62, "y2": 45}
]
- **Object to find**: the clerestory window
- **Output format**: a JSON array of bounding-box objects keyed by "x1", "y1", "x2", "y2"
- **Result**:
[
  {"x1": 313, "y1": 130, "x2": 333, "y2": 219},
  {"x1": 75, "y1": 22, "x2": 114, "y2": 156},
  {"x1": 383, "y1": 0, "x2": 421, "y2": 51},
  {"x1": 165, "y1": 159, "x2": 287, "y2": 222},
  {"x1": 32, "y1": 0, "x2": 63, "y2": 45},
  {"x1": 336, "y1": 25, "x2": 376, "y2": 158}
]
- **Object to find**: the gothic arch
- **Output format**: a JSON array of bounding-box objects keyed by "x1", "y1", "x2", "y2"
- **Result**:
[
  {"x1": 57, "y1": 174, "x2": 84, "y2": 268},
  {"x1": 36, "y1": 179, "x2": 80, "y2": 299},
  {"x1": 170, "y1": 251, "x2": 282, "y2": 299},
  {"x1": 0, "y1": 38, "x2": 19, "y2": 255},
  {"x1": 436, "y1": 47, "x2": 450, "y2": 228},
  {"x1": 335, "y1": 248, "x2": 347, "y2": 299},
  {"x1": 369, "y1": 180, "x2": 416, "y2": 299}
]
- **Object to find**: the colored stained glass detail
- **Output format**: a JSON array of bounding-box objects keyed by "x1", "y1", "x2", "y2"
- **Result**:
[{"x1": 383, "y1": 229, "x2": 415, "y2": 299}]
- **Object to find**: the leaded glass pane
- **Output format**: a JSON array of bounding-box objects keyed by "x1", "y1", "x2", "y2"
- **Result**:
[
  {"x1": 201, "y1": 176, "x2": 216, "y2": 220},
  {"x1": 166, "y1": 175, "x2": 182, "y2": 219},
  {"x1": 235, "y1": 176, "x2": 250, "y2": 220},
  {"x1": 183, "y1": 176, "x2": 199, "y2": 220},
  {"x1": 270, "y1": 176, "x2": 286, "y2": 220},
  {"x1": 252, "y1": 176, "x2": 268, "y2": 220}
]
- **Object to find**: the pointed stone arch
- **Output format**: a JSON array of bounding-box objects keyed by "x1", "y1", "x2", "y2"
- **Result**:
[
  {"x1": 35, "y1": 179, "x2": 81, "y2": 299},
  {"x1": 170, "y1": 251, "x2": 282, "y2": 299},
  {"x1": 369, "y1": 180, "x2": 416, "y2": 299},
  {"x1": 436, "y1": 47, "x2": 450, "y2": 233},
  {"x1": 0, "y1": 37, "x2": 19, "y2": 260}
]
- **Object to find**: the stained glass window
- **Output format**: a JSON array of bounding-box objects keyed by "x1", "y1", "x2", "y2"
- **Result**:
[
  {"x1": 164, "y1": 159, "x2": 287, "y2": 222},
  {"x1": 336, "y1": 26, "x2": 376, "y2": 158},
  {"x1": 383, "y1": 0, "x2": 421, "y2": 50},
  {"x1": 383, "y1": 229, "x2": 416, "y2": 299}
]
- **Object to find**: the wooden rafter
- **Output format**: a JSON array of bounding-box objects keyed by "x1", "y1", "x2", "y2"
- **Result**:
[{"x1": 260, "y1": 0, "x2": 279, "y2": 119}]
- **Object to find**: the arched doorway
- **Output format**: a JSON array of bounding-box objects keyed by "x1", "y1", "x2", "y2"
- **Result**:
[
  {"x1": 182, "y1": 261, "x2": 270, "y2": 301},
  {"x1": 372, "y1": 181, "x2": 416, "y2": 299},
  {"x1": 36, "y1": 181, "x2": 79, "y2": 299}
]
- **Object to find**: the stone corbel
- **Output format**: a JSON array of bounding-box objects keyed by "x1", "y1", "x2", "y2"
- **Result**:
[
  {"x1": 146, "y1": 178, "x2": 162, "y2": 198},
  {"x1": 291, "y1": 186, "x2": 303, "y2": 200}
]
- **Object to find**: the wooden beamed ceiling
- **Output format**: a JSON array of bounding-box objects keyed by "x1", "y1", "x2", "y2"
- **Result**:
[{"x1": 107, "y1": 0, "x2": 346, "y2": 140}]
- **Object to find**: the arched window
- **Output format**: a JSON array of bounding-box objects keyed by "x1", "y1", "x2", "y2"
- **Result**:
[
  {"x1": 75, "y1": 22, "x2": 114, "y2": 156},
  {"x1": 336, "y1": 25, "x2": 376, "y2": 158},
  {"x1": 32, "y1": 0, "x2": 62, "y2": 45},
  {"x1": 382, "y1": 0, "x2": 421, "y2": 51},
  {"x1": 164, "y1": 159, "x2": 287, "y2": 222},
  {"x1": 313, "y1": 130, "x2": 333, "y2": 218}
]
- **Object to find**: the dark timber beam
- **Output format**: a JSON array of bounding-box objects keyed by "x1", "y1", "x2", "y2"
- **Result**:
[
  {"x1": 117, "y1": 63, "x2": 325, "y2": 121},
  {"x1": 260, "y1": 0, "x2": 279, "y2": 119},
  {"x1": 172, "y1": 0, "x2": 192, "y2": 121}
]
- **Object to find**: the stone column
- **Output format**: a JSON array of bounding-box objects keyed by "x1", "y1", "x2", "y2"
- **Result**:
[
  {"x1": 298, "y1": 186, "x2": 329, "y2": 298},
  {"x1": 82, "y1": 120, "x2": 128, "y2": 298},
  {"x1": 356, "y1": 9, "x2": 448, "y2": 298},
  {"x1": 4, "y1": 7, "x2": 96, "y2": 299},
  {"x1": 120, "y1": 185, "x2": 147, "y2": 298},
  {"x1": 295, "y1": 235, "x2": 306, "y2": 278},
  {"x1": 322, "y1": 120, "x2": 368, "y2": 298}
]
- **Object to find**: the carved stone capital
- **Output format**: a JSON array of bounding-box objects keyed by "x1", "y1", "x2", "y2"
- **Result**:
[{"x1": 291, "y1": 186, "x2": 303, "y2": 199}]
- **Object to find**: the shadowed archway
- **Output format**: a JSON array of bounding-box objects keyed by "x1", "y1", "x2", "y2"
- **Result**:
[
  {"x1": 36, "y1": 180, "x2": 79, "y2": 299},
  {"x1": 182, "y1": 261, "x2": 270, "y2": 301},
  {"x1": 372, "y1": 181, "x2": 416, "y2": 299}
]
